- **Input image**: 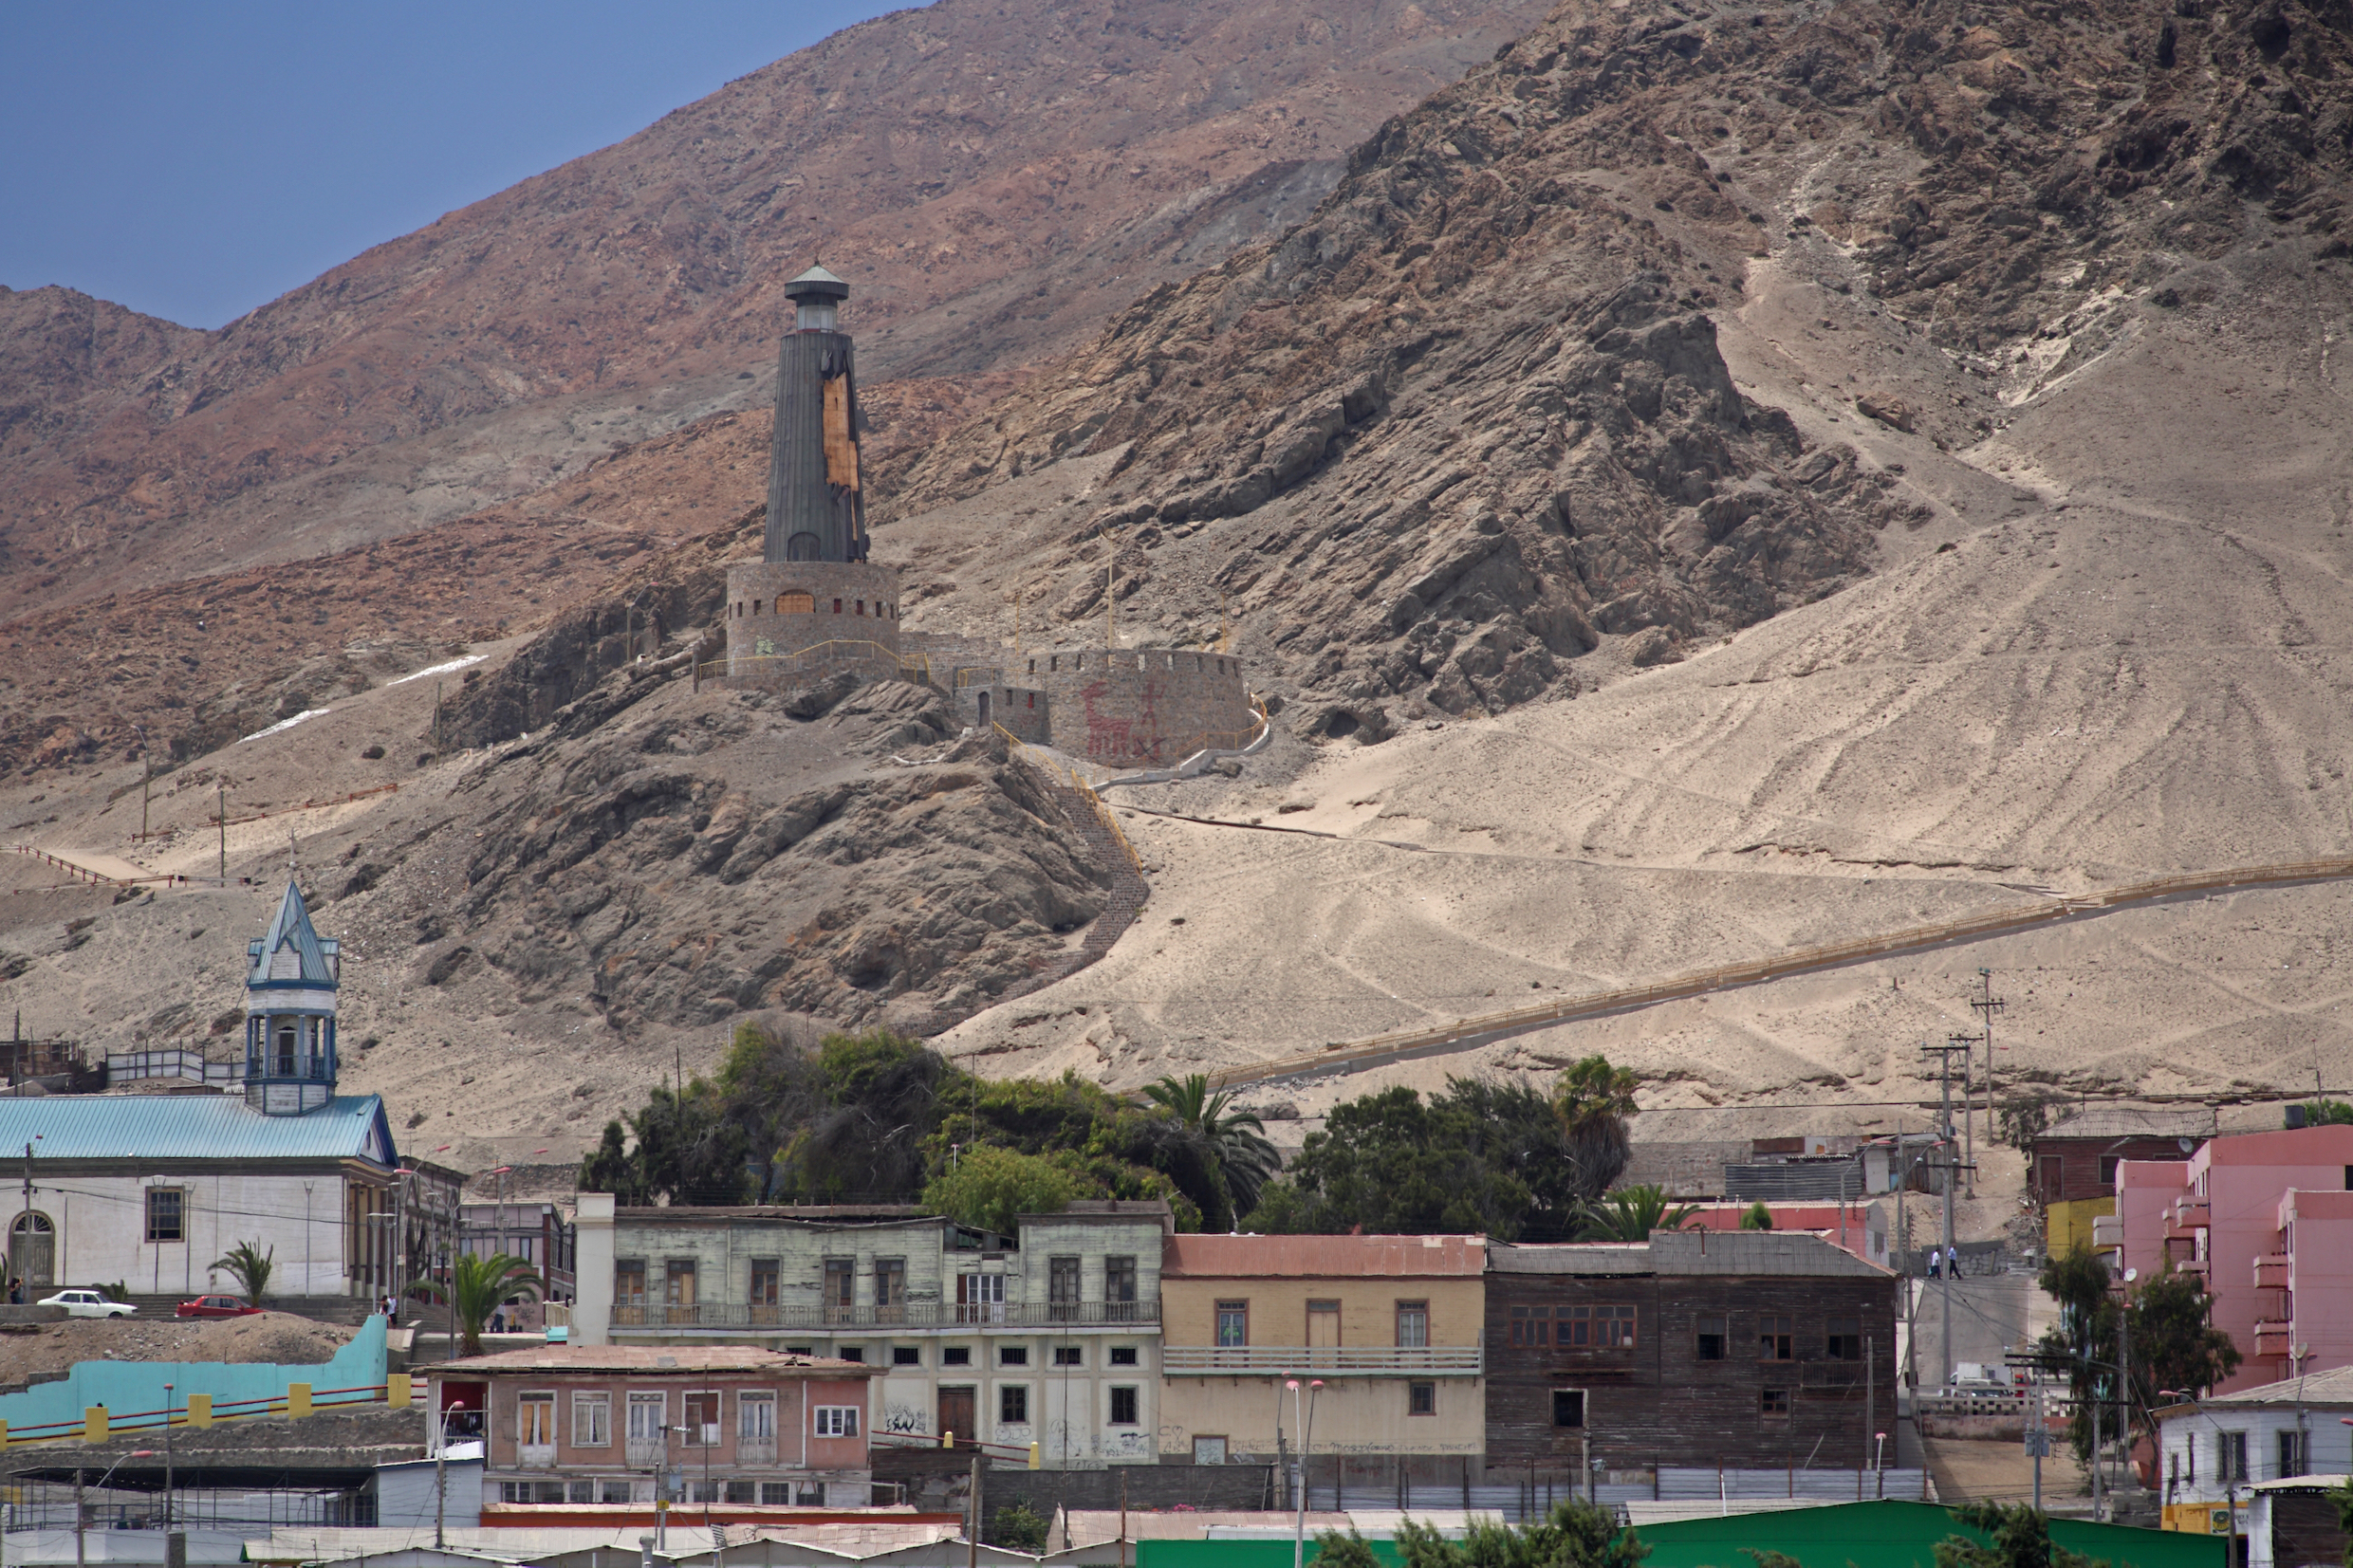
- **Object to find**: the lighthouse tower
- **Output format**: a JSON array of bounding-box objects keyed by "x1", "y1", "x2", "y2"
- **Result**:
[
  {"x1": 723, "y1": 266, "x2": 904, "y2": 685},
  {"x1": 243, "y1": 881, "x2": 341, "y2": 1115}
]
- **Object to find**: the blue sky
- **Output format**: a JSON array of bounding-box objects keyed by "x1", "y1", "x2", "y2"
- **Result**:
[{"x1": 0, "y1": 2, "x2": 914, "y2": 330}]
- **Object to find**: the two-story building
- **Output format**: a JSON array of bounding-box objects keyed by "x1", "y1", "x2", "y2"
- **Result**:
[
  {"x1": 573, "y1": 1196, "x2": 1169, "y2": 1468},
  {"x1": 2031, "y1": 1108, "x2": 2213, "y2": 1255},
  {"x1": 420, "y1": 1344, "x2": 876, "y2": 1511},
  {"x1": 1484, "y1": 1230, "x2": 1897, "y2": 1475},
  {"x1": 1156, "y1": 1234, "x2": 1488, "y2": 1485}
]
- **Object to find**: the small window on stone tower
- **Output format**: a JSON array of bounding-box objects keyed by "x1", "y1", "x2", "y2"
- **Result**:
[
  {"x1": 833, "y1": 599, "x2": 843, "y2": 614},
  {"x1": 780, "y1": 592, "x2": 813, "y2": 615}
]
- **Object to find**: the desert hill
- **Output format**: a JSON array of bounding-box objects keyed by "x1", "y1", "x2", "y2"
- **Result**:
[{"x1": 0, "y1": 0, "x2": 1551, "y2": 631}]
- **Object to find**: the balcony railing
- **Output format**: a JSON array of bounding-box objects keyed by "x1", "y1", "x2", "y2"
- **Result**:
[
  {"x1": 1161, "y1": 1346, "x2": 1482, "y2": 1376},
  {"x1": 2254, "y1": 1319, "x2": 2293, "y2": 1356},
  {"x1": 611, "y1": 1299, "x2": 1160, "y2": 1331},
  {"x1": 2253, "y1": 1254, "x2": 2289, "y2": 1290}
]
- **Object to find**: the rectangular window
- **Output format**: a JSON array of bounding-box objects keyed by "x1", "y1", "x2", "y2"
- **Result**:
[
  {"x1": 739, "y1": 1392, "x2": 776, "y2": 1443},
  {"x1": 1511, "y1": 1305, "x2": 1551, "y2": 1349},
  {"x1": 1110, "y1": 1386, "x2": 1139, "y2": 1426},
  {"x1": 759, "y1": 1483, "x2": 794, "y2": 1505},
  {"x1": 1049, "y1": 1256, "x2": 1081, "y2": 1320},
  {"x1": 795, "y1": 1483, "x2": 826, "y2": 1506},
  {"x1": 1759, "y1": 1316, "x2": 1794, "y2": 1360},
  {"x1": 813, "y1": 1405, "x2": 860, "y2": 1439},
  {"x1": 2099, "y1": 1155, "x2": 2121, "y2": 1185},
  {"x1": 569, "y1": 1481, "x2": 597, "y2": 1503},
  {"x1": 518, "y1": 1393, "x2": 555, "y2": 1448},
  {"x1": 1826, "y1": 1317, "x2": 1862, "y2": 1361},
  {"x1": 665, "y1": 1259, "x2": 697, "y2": 1323},
  {"x1": 1000, "y1": 1345, "x2": 1028, "y2": 1366},
  {"x1": 876, "y1": 1258, "x2": 906, "y2": 1321},
  {"x1": 840, "y1": 1345, "x2": 864, "y2": 1362},
  {"x1": 1561, "y1": 1304, "x2": 1638, "y2": 1349},
  {"x1": 626, "y1": 1392, "x2": 666, "y2": 1456},
  {"x1": 942, "y1": 1346, "x2": 973, "y2": 1367},
  {"x1": 144, "y1": 1189, "x2": 184, "y2": 1244},
  {"x1": 615, "y1": 1260, "x2": 647, "y2": 1307},
  {"x1": 571, "y1": 1393, "x2": 610, "y2": 1448},
  {"x1": 1000, "y1": 1384, "x2": 1028, "y2": 1424},
  {"x1": 894, "y1": 1346, "x2": 921, "y2": 1367},
  {"x1": 2219, "y1": 1430, "x2": 2249, "y2": 1484},
  {"x1": 1105, "y1": 1255, "x2": 1139, "y2": 1312},
  {"x1": 1408, "y1": 1380, "x2": 1436, "y2": 1416},
  {"x1": 1194, "y1": 1435, "x2": 1228, "y2": 1466},
  {"x1": 1761, "y1": 1389, "x2": 1790, "y2": 1418},
  {"x1": 824, "y1": 1258, "x2": 855, "y2": 1321},
  {"x1": 683, "y1": 1392, "x2": 719, "y2": 1447},
  {"x1": 1696, "y1": 1315, "x2": 1727, "y2": 1361},
  {"x1": 957, "y1": 1271, "x2": 1006, "y2": 1324},
  {"x1": 750, "y1": 1260, "x2": 779, "y2": 1323},
  {"x1": 1551, "y1": 1390, "x2": 1585, "y2": 1429},
  {"x1": 1110, "y1": 1346, "x2": 1139, "y2": 1367},
  {"x1": 2278, "y1": 1430, "x2": 2305, "y2": 1478},
  {"x1": 724, "y1": 1481, "x2": 755, "y2": 1505},
  {"x1": 1053, "y1": 1346, "x2": 1084, "y2": 1367},
  {"x1": 1397, "y1": 1302, "x2": 1430, "y2": 1349},
  {"x1": 1215, "y1": 1301, "x2": 1248, "y2": 1348}
]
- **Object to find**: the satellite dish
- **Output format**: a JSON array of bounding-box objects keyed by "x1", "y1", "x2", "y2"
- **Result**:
[
  {"x1": 2177, "y1": 1137, "x2": 2195, "y2": 1153},
  {"x1": 2124, "y1": 1267, "x2": 2139, "y2": 1283}
]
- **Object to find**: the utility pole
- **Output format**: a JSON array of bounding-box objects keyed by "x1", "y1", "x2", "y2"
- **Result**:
[
  {"x1": 968, "y1": 1453, "x2": 981, "y2": 1568},
  {"x1": 216, "y1": 781, "x2": 227, "y2": 884},
  {"x1": 1897, "y1": 1117, "x2": 1917, "y2": 1393},
  {"x1": 1920, "y1": 1042, "x2": 1973, "y2": 1392},
  {"x1": 161, "y1": 1380, "x2": 174, "y2": 1528},
  {"x1": 1949, "y1": 1031, "x2": 1983, "y2": 1198},
  {"x1": 134, "y1": 725, "x2": 151, "y2": 844},
  {"x1": 1971, "y1": 968, "x2": 2007, "y2": 1195}
]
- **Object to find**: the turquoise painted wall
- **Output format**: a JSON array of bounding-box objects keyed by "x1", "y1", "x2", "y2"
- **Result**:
[{"x1": 0, "y1": 1315, "x2": 386, "y2": 1436}]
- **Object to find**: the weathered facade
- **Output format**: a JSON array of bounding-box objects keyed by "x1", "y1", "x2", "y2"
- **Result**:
[
  {"x1": 1483, "y1": 1231, "x2": 1898, "y2": 1476},
  {"x1": 1157, "y1": 1234, "x2": 1487, "y2": 1472},
  {"x1": 573, "y1": 1197, "x2": 1168, "y2": 1468},
  {"x1": 421, "y1": 1343, "x2": 874, "y2": 1510}
]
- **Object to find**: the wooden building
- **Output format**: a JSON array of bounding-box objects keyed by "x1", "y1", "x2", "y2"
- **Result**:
[
  {"x1": 2030, "y1": 1107, "x2": 2211, "y2": 1254},
  {"x1": 1483, "y1": 1231, "x2": 1897, "y2": 1475}
]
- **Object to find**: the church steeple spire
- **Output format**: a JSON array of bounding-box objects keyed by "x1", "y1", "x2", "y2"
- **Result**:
[{"x1": 244, "y1": 880, "x2": 341, "y2": 1115}]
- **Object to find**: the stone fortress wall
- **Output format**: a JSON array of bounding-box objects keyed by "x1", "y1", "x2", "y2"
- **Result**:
[{"x1": 718, "y1": 564, "x2": 1252, "y2": 766}]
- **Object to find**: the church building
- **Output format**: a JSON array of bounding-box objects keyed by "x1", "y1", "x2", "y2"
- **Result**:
[{"x1": 0, "y1": 882, "x2": 408, "y2": 1302}]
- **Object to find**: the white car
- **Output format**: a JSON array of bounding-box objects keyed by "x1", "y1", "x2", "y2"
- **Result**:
[{"x1": 37, "y1": 1289, "x2": 135, "y2": 1319}]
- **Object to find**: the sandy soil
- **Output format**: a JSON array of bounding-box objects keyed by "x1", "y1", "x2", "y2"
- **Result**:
[
  {"x1": 0, "y1": 1313, "x2": 354, "y2": 1389},
  {"x1": 933, "y1": 242, "x2": 2353, "y2": 1184}
]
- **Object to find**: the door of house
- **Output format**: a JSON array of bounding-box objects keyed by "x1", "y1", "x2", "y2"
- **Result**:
[
  {"x1": 1307, "y1": 1300, "x2": 1342, "y2": 1366},
  {"x1": 9, "y1": 1213, "x2": 53, "y2": 1289},
  {"x1": 937, "y1": 1386, "x2": 976, "y2": 1445}
]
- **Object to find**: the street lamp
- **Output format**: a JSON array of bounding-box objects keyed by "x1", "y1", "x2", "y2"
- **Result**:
[
  {"x1": 76, "y1": 1448, "x2": 156, "y2": 1568},
  {"x1": 1288, "y1": 1378, "x2": 1323, "y2": 1568}
]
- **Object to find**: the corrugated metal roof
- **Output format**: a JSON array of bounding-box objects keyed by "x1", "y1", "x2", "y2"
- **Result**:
[
  {"x1": 1489, "y1": 1233, "x2": 1890, "y2": 1278},
  {"x1": 1486, "y1": 1243, "x2": 1651, "y2": 1275},
  {"x1": 0, "y1": 1093, "x2": 394, "y2": 1165},
  {"x1": 2039, "y1": 1108, "x2": 2212, "y2": 1143},
  {"x1": 1162, "y1": 1234, "x2": 1486, "y2": 1278},
  {"x1": 2185, "y1": 1363, "x2": 2353, "y2": 1409},
  {"x1": 248, "y1": 880, "x2": 339, "y2": 987}
]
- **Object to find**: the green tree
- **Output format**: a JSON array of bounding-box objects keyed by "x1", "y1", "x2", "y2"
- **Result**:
[
  {"x1": 987, "y1": 1501, "x2": 1049, "y2": 1552},
  {"x1": 1551, "y1": 1056, "x2": 1641, "y2": 1199},
  {"x1": 413, "y1": 1251, "x2": 544, "y2": 1357},
  {"x1": 1368, "y1": 1499, "x2": 1648, "y2": 1567},
  {"x1": 213, "y1": 1241, "x2": 275, "y2": 1304},
  {"x1": 1312, "y1": 1533, "x2": 1383, "y2": 1568},
  {"x1": 2126, "y1": 1264, "x2": 2241, "y2": 1433},
  {"x1": 2330, "y1": 1475, "x2": 2353, "y2": 1568},
  {"x1": 578, "y1": 1077, "x2": 750, "y2": 1205},
  {"x1": 1142, "y1": 1073, "x2": 1278, "y2": 1228},
  {"x1": 921, "y1": 1146, "x2": 1079, "y2": 1235},
  {"x1": 1741, "y1": 1202, "x2": 1775, "y2": 1231},
  {"x1": 2036, "y1": 1247, "x2": 2120, "y2": 1465},
  {"x1": 1996, "y1": 1093, "x2": 2056, "y2": 1153},
  {"x1": 1578, "y1": 1185, "x2": 1699, "y2": 1242},
  {"x1": 1932, "y1": 1502, "x2": 2106, "y2": 1568},
  {"x1": 2298, "y1": 1098, "x2": 2353, "y2": 1127}
]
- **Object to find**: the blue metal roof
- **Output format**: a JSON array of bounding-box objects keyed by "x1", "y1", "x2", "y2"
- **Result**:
[
  {"x1": 247, "y1": 881, "x2": 338, "y2": 988},
  {"x1": 0, "y1": 1094, "x2": 396, "y2": 1166}
]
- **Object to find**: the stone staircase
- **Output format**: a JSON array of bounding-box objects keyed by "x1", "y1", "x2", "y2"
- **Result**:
[{"x1": 1041, "y1": 780, "x2": 1148, "y2": 985}]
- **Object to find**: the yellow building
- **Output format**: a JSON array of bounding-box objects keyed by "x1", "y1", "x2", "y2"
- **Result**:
[
  {"x1": 1158, "y1": 1234, "x2": 1486, "y2": 1496},
  {"x1": 2047, "y1": 1196, "x2": 2115, "y2": 1257}
]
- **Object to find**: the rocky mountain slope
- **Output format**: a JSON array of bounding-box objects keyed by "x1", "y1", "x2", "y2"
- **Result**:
[
  {"x1": 0, "y1": 0, "x2": 1552, "y2": 630},
  {"x1": 880, "y1": 0, "x2": 2353, "y2": 730}
]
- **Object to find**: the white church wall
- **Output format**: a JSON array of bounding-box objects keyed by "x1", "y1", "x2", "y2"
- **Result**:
[{"x1": 33, "y1": 1171, "x2": 356, "y2": 1297}]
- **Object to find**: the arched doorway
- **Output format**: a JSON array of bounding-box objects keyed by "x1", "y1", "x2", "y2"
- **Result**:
[
  {"x1": 976, "y1": 691, "x2": 991, "y2": 728},
  {"x1": 9, "y1": 1211, "x2": 54, "y2": 1290}
]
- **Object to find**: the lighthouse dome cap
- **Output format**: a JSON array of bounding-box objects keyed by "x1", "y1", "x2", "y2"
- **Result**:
[{"x1": 785, "y1": 264, "x2": 850, "y2": 302}]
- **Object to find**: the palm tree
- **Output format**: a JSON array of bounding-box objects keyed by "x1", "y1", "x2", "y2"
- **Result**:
[
  {"x1": 213, "y1": 1241, "x2": 275, "y2": 1304},
  {"x1": 1575, "y1": 1184, "x2": 1699, "y2": 1243},
  {"x1": 412, "y1": 1252, "x2": 544, "y2": 1356},
  {"x1": 1550, "y1": 1056, "x2": 1641, "y2": 1199},
  {"x1": 1143, "y1": 1074, "x2": 1280, "y2": 1224}
]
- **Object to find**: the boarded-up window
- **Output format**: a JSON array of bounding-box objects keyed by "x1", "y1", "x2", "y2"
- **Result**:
[
  {"x1": 823, "y1": 377, "x2": 861, "y2": 490},
  {"x1": 779, "y1": 592, "x2": 814, "y2": 614}
]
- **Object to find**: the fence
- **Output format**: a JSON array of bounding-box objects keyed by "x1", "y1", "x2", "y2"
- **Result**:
[
  {"x1": 1209, "y1": 852, "x2": 2353, "y2": 1091},
  {"x1": 1161, "y1": 1346, "x2": 1481, "y2": 1376},
  {"x1": 996, "y1": 724, "x2": 1145, "y2": 876},
  {"x1": 8, "y1": 846, "x2": 186, "y2": 888},
  {"x1": 107, "y1": 1043, "x2": 243, "y2": 1087}
]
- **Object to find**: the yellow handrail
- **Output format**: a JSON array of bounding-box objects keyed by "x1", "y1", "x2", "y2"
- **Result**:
[
  {"x1": 695, "y1": 639, "x2": 933, "y2": 686},
  {"x1": 995, "y1": 724, "x2": 1144, "y2": 878}
]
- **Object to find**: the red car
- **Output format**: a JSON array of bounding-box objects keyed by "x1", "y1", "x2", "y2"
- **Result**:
[{"x1": 176, "y1": 1294, "x2": 263, "y2": 1319}]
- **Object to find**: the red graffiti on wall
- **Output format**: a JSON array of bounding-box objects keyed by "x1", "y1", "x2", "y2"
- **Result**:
[{"x1": 1079, "y1": 676, "x2": 1167, "y2": 763}]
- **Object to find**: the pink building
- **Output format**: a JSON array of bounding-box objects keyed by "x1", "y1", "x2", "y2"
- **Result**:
[{"x1": 2108, "y1": 1126, "x2": 2353, "y2": 1393}]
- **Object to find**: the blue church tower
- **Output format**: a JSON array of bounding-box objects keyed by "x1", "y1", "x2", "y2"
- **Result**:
[{"x1": 244, "y1": 881, "x2": 340, "y2": 1115}]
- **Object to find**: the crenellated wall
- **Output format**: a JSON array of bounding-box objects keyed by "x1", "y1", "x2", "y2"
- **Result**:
[
  {"x1": 722, "y1": 561, "x2": 905, "y2": 688},
  {"x1": 1015, "y1": 646, "x2": 1253, "y2": 767}
]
